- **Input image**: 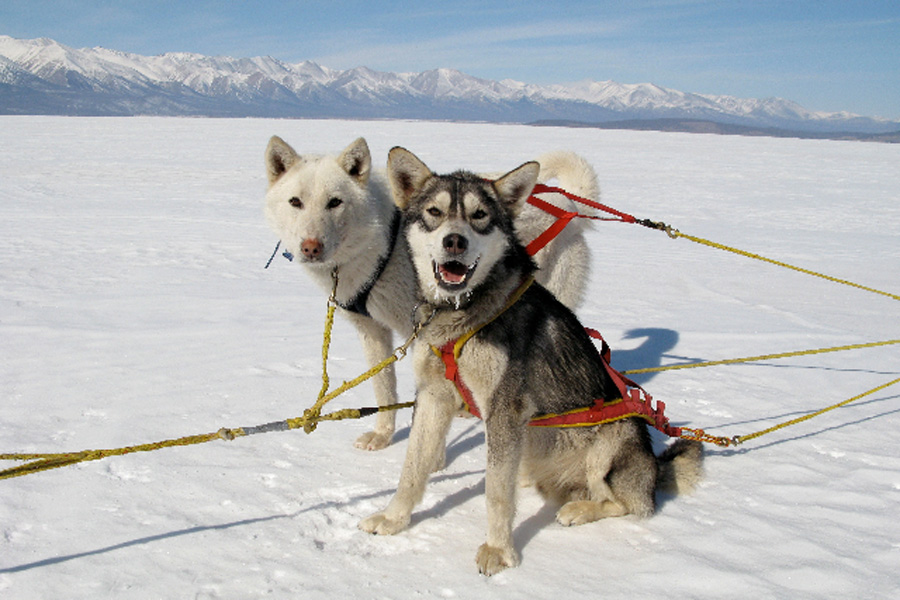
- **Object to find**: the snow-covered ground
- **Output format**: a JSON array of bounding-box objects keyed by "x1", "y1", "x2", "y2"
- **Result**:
[{"x1": 1, "y1": 116, "x2": 898, "y2": 599}]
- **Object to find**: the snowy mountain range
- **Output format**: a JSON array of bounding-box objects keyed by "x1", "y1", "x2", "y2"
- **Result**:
[{"x1": 2, "y1": 35, "x2": 897, "y2": 134}]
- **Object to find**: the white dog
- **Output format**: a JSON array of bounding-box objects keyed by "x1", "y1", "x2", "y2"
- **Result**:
[{"x1": 264, "y1": 137, "x2": 598, "y2": 450}]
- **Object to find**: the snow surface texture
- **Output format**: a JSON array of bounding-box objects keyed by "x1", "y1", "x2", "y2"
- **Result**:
[{"x1": 1, "y1": 116, "x2": 898, "y2": 599}]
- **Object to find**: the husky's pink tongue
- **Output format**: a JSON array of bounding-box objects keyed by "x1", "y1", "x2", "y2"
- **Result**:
[{"x1": 438, "y1": 261, "x2": 468, "y2": 284}]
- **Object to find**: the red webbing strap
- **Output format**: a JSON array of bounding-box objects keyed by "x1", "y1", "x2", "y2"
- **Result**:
[
  {"x1": 578, "y1": 328, "x2": 682, "y2": 437},
  {"x1": 528, "y1": 388, "x2": 681, "y2": 436},
  {"x1": 530, "y1": 183, "x2": 638, "y2": 223},
  {"x1": 524, "y1": 194, "x2": 578, "y2": 256},
  {"x1": 525, "y1": 183, "x2": 638, "y2": 256},
  {"x1": 436, "y1": 340, "x2": 482, "y2": 419}
]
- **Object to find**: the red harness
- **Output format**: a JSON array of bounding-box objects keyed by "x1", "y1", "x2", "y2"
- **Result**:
[
  {"x1": 525, "y1": 183, "x2": 640, "y2": 256},
  {"x1": 432, "y1": 184, "x2": 682, "y2": 437},
  {"x1": 434, "y1": 327, "x2": 681, "y2": 436}
]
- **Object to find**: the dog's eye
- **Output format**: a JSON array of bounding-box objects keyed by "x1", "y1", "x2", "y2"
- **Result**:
[
  {"x1": 427, "y1": 207, "x2": 443, "y2": 217},
  {"x1": 326, "y1": 197, "x2": 343, "y2": 209},
  {"x1": 471, "y1": 209, "x2": 488, "y2": 220},
  {"x1": 289, "y1": 197, "x2": 303, "y2": 209}
]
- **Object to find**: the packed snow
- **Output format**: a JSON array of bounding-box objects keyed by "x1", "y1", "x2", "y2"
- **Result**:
[{"x1": 1, "y1": 116, "x2": 898, "y2": 599}]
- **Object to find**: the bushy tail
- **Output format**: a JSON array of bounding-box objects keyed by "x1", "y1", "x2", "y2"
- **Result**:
[
  {"x1": 657, "y1": 439, "x2": 704, "y2": 495},
  {"x1": 535, "y1": 150, "x2": 601, "y2": 214},
  {"x1": 522, "y1": 151, "x2": 600, "y2": 310}
]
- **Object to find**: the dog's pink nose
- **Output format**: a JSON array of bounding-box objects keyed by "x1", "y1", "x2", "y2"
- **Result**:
[
  {"x1": 442, "y1": 234, "x2": 468, "y2": 255},
  {"x1": 300, "y1": 238, "x2": 324, "y2": 259}
]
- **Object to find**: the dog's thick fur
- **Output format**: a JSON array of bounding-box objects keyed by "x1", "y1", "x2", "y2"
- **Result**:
[
  {"x1": 264, "y1": 137, "x2": 597, "y2": 450},
  {"x1": 358, "y1": 148, "x2": 703, "y2": 575}
]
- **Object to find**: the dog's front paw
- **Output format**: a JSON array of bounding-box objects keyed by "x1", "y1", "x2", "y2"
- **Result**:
[
  {"x1": 475, "y1": 543, "x2": 519, "y2": 576},
  {"x1": 358, "y1": 512, "x2": 409, "y2": 535},
  {"x1": 430, "y1": 446, "x2": 446, "y2": 473},
  {"x1": 354, "y1": 430, "x2": 393, "y2": 451}
]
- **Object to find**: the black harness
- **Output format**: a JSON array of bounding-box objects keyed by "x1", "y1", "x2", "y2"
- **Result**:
[{"x1": 335, "y1": 209, "x2": 402, "y2": 318}]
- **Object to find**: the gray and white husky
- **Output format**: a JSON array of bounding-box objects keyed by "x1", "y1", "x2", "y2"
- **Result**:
[
  {"x1": 358, "y1": 148, "x2": 703, "y2": 575},
  {"x1": 264, "y1": 137, "x2": 597, "y2": 450}
]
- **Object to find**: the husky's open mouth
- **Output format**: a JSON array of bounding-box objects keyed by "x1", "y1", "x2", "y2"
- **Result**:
[{"x1": 433, "y1": 259, "x2": 478, "y2": 289}]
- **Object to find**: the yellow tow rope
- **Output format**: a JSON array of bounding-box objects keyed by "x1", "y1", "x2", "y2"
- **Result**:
[
  {"x1": 620, "y1": 338, "x2": 900, "y2": 447},
  {"x1": 642, "y1": 221, "x2": 900, "y2": 303},
  {"x1": 622, "y1": 338, "x2": 900, "y2": 376},
  {"x1": 1, "y1": 269, "x2": 427, "y2": 481},
  {"x1": 678, "y1": 375, "x2": 900, "y2": 447},
  {"x1": 0, "y1": 403, "x2": 416, "y2": 481}
]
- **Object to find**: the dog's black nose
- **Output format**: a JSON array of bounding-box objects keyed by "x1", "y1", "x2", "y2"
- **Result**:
[{"x1": 442, "y1": 234, "x2": 468, "y2": 255}]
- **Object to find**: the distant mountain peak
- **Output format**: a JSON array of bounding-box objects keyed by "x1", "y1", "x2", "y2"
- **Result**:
[{"x1": 0, "y1": 35, "x2": 896, "y2": 134}]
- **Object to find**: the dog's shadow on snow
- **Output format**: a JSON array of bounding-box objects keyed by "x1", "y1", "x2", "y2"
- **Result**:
[{"x1": 606, "y1": 327, "x2": 681, "y2": 386}]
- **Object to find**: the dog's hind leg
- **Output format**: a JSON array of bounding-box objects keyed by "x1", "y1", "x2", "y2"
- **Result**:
[
  {"x1": 555, "y1": 455, "x2": 629, "y2": 526},
  {"x1": 352, "y1": 317, "x2": 398, "y2": 450},
  {"x1": 556, "y1": 429, "x2": 657, "y2": 526},
  {"x1": 557, "y1": 498, "x2": 630, "y2": 526},
  {"x1": 359, "y1": 383, "x2": 457, "y2": 535},
  {"x1": 604, "y1": 438, "x2": 658, "y2": 520}
]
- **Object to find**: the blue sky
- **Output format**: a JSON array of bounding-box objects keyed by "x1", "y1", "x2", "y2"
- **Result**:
[{"x1": 3, "y1": 1, "x2": 898, "y2": 119}]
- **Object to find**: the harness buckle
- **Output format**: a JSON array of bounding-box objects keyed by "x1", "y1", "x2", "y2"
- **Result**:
[{"x1": 328, "y1": 267, "x2": 339, "y2": 304}]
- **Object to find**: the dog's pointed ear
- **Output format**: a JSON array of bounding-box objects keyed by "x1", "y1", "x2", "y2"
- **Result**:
[
  {"x1": 493, "y1": 161, "x2": 540, "y2": 217},
  {"x1": 387, "y1": 147, "x2": 433, "y2": 209},
  {"x1": 265, "y1": 136, "x2": 302, "y2": 184},
  {"x1": 338, "y1": 137, "x2": 371, "y2": 185}
]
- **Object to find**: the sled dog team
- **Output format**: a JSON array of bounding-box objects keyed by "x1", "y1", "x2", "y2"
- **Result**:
[{"x1": 264, "y1": 137, "x2": 703, "y2": 575}]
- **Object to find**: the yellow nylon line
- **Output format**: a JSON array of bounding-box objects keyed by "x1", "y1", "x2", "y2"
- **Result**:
[
  {"x1": 672, "y1": 231, "x2": 900, "y2": 302},
  {"x1": 679, "y1": 376, "x2": 900, "y2": 448},
  {"x1": 1, "y1": 402, "x2": 418, "y2": 481},
  {"x1": 622, "y1": 339, "x2": 900, "y2": 376},
  {"x1": 734, "y1": 376, "x2": 900, "y2": 445},
  {"x1": 317, "y1": 303, "x2": 336, "y2": 402},
  {"x1": 301, "y1": 269, "x2": 428, "y2": 434},
  {"x1": 1, "y1": 431, "x2": 224, "y2": 480},
  {"x1": 453, "y1": 276, "x2": 535, "y2": 359}
]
